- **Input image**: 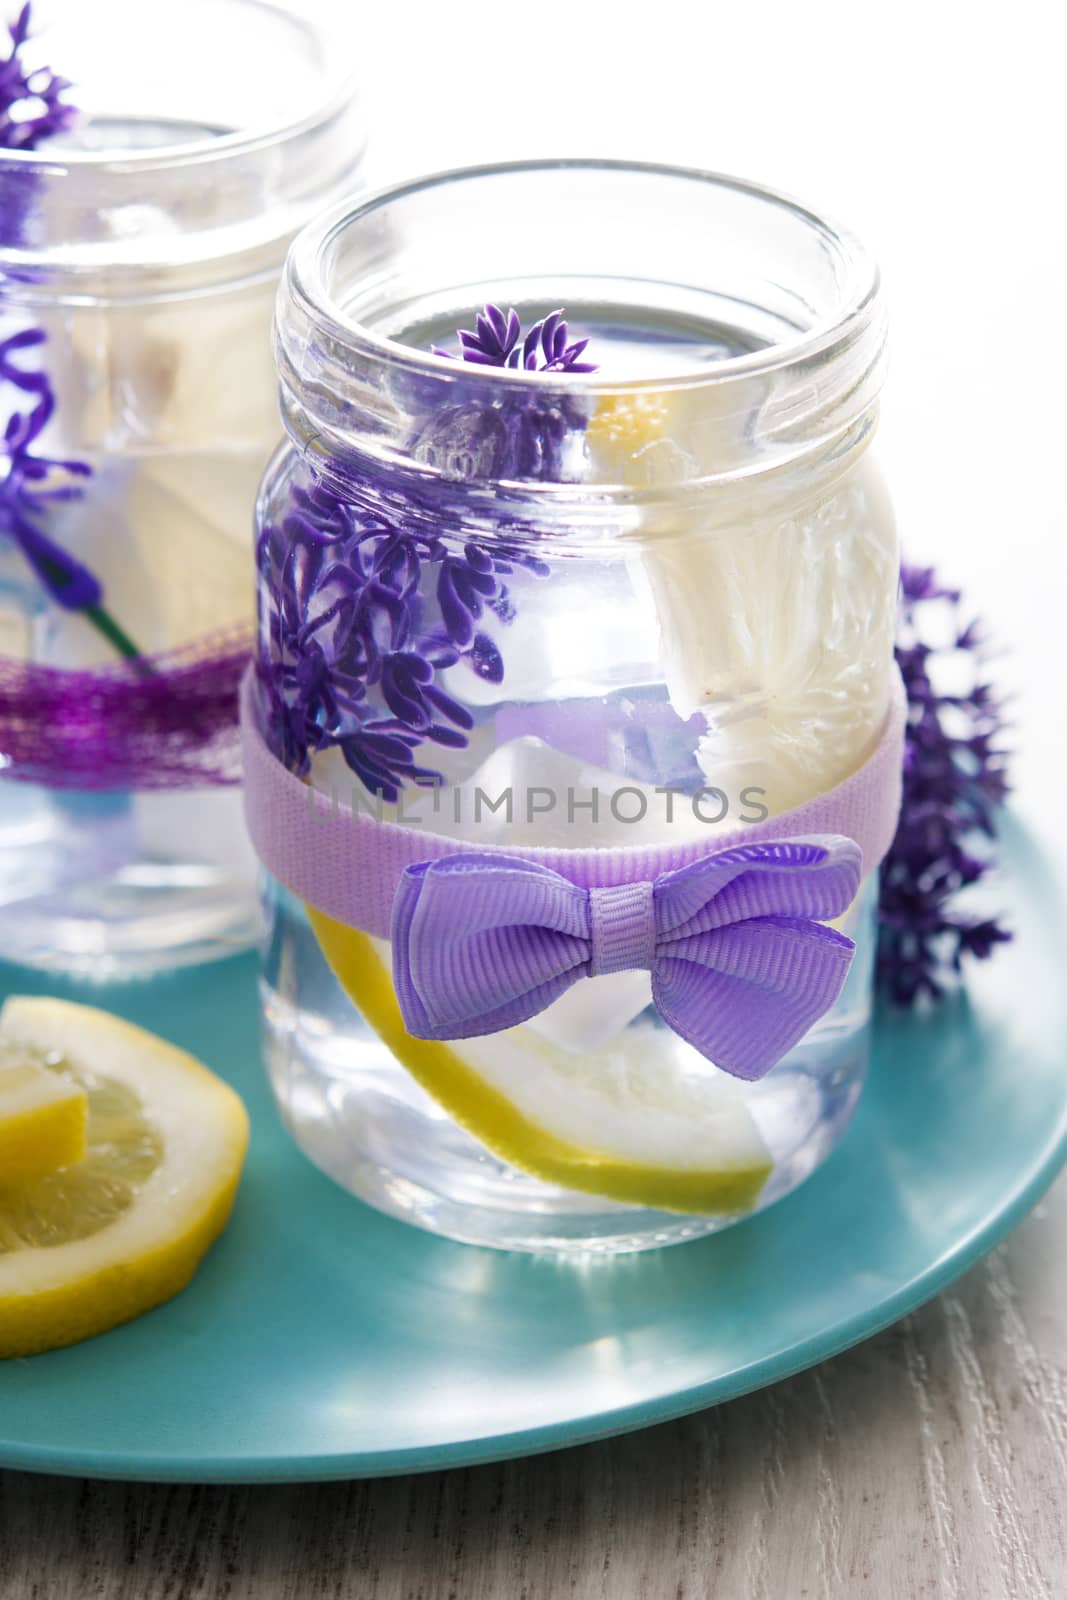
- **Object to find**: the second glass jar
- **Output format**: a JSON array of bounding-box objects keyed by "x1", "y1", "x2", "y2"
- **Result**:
[{"x1": 0, "y1": 0, "x2": 364, "y2": 974}]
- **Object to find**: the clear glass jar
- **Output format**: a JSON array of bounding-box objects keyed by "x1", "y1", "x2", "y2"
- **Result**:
[
  {"x1": 0, "y1": 0, "x2": 364, "y2": 975},
  {"x1": 252, "y1": 161, "x2": 898, "y2": 1254}
]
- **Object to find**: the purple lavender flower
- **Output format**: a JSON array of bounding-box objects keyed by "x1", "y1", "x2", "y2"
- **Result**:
[
  {"x1": 417, "y1": 306, "x2": 599, "y2": 481},
  {"x1": 256, "y1": 469, "x2": 524, "y2": 798},
  {"x1": 0, "y1": 13, "x2": 96, "y2": 610},
  {"x1": 269, "y1": 310, "x2": 575, "y2": 769},
  {"x1": 447, "y1": 304, "x2": 520, "y2": 368},
  {"x1": 518, "y1": 310, "x2": 595, "y2": 374},
  {"x1": 435, "y1": 303, "x2": 597, "y2": 374},
  {"x1": 0, "y1": 327, "x2": 99, "y2": 608},
  {"x1": 878, "y1": 564, "x2": 1012, "y2": 1005},
  {"x1": 0, "y1": 5, "x2": 142, "y2": 658},
  {"x1": 411, "y1": 388, "x2": 592, "y2": 482},
  {"x1": 0, "y1": 2, "x2": 76, "y2": 151}
]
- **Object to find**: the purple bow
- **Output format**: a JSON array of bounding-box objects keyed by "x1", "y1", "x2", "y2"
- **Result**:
[{"x1": 390, "y1": 835, "x2": 862, "y2": 1080}]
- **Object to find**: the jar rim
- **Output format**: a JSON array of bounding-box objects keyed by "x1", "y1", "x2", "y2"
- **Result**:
[
  {"x1": 0, "y1": 0, "x2": 366, "y2": 284},
  {"x1": 289, "y1": 157, "x2": 883, "y2": 398},
  {"x1": 0, "y1": 0, "x2": 360, "y2": 176}
]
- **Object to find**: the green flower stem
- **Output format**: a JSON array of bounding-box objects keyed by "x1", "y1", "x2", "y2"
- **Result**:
[
  {"x1": 83, "y1": 604, "x2": 147, "y2": 665},
  {"x1": 35, "y1": 551, "x2": 149, "y2": 667}
]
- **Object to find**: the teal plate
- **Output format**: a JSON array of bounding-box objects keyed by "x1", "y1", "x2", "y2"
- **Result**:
[{"x1": 0, "y1": 820, "x2": 1065, "y2": 1484}]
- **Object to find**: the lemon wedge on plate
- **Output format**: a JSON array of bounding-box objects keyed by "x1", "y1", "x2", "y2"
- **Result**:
[
  {"x1": 308, "y1": 911, "x2": 773, "y2": 1215},
  {"x1": 0, "y1": 1055, "x2": 88, "y2": 1185},
  {"x1": 0, "y1": 998, "x2": 248, "y2": 1360}
]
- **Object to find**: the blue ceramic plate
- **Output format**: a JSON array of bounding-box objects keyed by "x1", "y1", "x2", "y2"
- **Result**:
[{"x1": 1, "y1": 820, "x2": 1064, "y2": 1484}]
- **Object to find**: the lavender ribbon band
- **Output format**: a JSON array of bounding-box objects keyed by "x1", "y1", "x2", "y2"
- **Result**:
[
  {"x1": 392, "y1": 839, "x2": 861, "y2": 1079},
  {"x1": 240, "y1": 665, "x2": 906, "y2": 940},
  {"x1": 241, "y1": 666, "x2": 906, "y2": 1078},
  {"x1": 0, "y1": 629, "x2": 253, "y2": 790}
]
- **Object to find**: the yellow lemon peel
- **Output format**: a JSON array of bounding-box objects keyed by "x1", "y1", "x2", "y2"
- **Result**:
[
  {"x1": 0, "y1": 999, "x2": 248, "y2": 1359},
  {"x1": 307, "y1": 908, "x2": 773, "y2": 1215}
]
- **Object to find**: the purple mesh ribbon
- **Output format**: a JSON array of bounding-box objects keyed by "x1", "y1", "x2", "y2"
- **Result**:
[{"x1": 0, "y1": 628, "x2": 253, "y2": 789}]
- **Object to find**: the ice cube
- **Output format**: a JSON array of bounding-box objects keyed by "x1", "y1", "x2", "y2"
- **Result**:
[{"x1": 438, "y1": 554, "x2": 662, "y2": 708}]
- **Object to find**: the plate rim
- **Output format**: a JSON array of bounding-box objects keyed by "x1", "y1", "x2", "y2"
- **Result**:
[
  {"x1": 2, "y1": 1107, "x2": 1064, "y2": 1484},
  {"x1": 3, "y1": 816, "x2": 1064, "y2": 1485}
]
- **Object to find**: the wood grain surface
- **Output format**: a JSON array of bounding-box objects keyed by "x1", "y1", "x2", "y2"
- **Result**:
[{"x1": 2, "y1": 1171, "x2": 1063, "y2": 1600}]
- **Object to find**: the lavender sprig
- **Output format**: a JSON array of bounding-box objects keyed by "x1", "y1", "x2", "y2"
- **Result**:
[
  {"x1": 877, "y1": 564, "x2": 1012, "y2": 1005},
  {"x1": 418, "y1": 304, "x2": 597, "y2": 483},
  {"x1": 259, "y1": 306, "x2": 599, "y2": 790},
  {"x1": 256, "y1": 471, "x2": 544, "y2": 798},
  {"x1": 0, "y1": 2, "x2": 76, "y2": 150},
  {"x1": 435, "y1": 304, "x2": 597, "y2": 373},
  {"x1": 0, "y1": 5, "x2": 142, "y2": 660},
  {"x1": 0, "y1": 329, "x2": 94, "y2": 594}
]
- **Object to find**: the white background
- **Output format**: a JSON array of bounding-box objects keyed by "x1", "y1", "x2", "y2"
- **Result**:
[{"x1": 342, "y1": 0, "x2": 1064, "y2": 819}]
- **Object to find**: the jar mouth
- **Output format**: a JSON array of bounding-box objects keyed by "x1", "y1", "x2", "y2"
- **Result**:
[
  {"x1": 0, "y1": 72, "x2": 360, "y2": 176},
  {"x1": 0, "y1": 0, "x2": 365, "y2": 283},
  {"x1": 290, "y1": 158, "x2": 882, "y2": 397},
  {"x1": 280, "y1": 158, "x2": 887, "y2": 499},
  {"x1": 1, "y1": 25, "x2": 358, "y2": 177}
]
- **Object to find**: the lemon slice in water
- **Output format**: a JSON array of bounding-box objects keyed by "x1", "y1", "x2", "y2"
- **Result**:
[
  {"x1": 0, "y1": 999, "x2": 248, "y2": 1359},
  {"x1": 308, "y1": 910, "x2": 773, "y2": 1215}
]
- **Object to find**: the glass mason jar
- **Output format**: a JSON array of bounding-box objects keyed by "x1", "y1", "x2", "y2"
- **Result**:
[
  {"x1": 250, "y1": 161, "x2": 899, "y2": 1254},
  {"x1": 0, "y1": 0, "x2": 363, "y2": 974}
]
